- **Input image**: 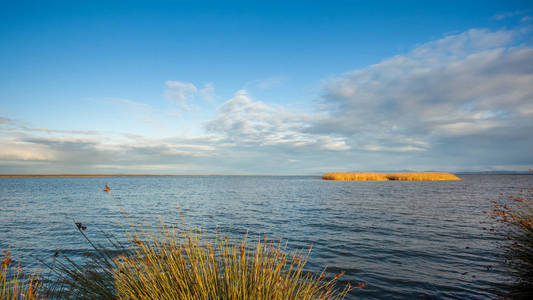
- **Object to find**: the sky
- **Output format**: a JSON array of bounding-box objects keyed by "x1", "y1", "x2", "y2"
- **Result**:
[{"x1": 1, "y1": 0, "x2": 532, "y2": 174}]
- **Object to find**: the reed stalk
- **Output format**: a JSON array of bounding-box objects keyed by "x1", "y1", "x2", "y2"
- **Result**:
[
  {"x1": 489, "y1": 188, "x2": 533, "y2": 297},
  {"x1": 1, "y1": 251, "x2": 44, "y2": 300}
]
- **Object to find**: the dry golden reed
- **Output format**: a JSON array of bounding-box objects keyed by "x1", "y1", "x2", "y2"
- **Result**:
[
  {"x1": 1, "y1": 251, "x2": 43, "y2": 300},
  {"x1": 113, "y1": 229, "x2": 352, "y2": 300},
  {"x1": 322, "y1": 172, "x2": 460, "y2": 181}
]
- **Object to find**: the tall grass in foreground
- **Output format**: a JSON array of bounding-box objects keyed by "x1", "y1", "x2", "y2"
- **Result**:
[
  {"x1": 113, "y1": 228, "x2": 352, "y2": 299},
  {"x1": 1, "y1": 251, "x2": 43, "y2": 300},
  {"x1": 322, "y1": 172, "x2": 460, "y2": 181},
  {"x1": 3, "y1": 185, "x2": 355, "y2": 299},
  {"x1": 488, "y1": 188, "x2": 533, "y2": 298}
]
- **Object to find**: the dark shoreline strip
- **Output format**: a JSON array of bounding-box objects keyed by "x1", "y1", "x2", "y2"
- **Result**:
[{"x1": 0, "y1": 174, "x2": 311, "y2": 178}]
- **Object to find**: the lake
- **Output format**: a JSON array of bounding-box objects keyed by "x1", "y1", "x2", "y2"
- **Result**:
[{"x1": 1, "y1": 175, "x2": 532, "y2": 299}]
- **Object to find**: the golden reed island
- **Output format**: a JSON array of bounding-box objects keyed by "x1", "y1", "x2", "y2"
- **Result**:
[{"x1": 322, "y1": 172, "x2": 461, "y2": 181}]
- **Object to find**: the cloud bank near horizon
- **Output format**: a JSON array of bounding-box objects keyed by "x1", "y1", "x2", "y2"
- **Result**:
[{"x1": 1, "y1": 27, "x2": 532, "y2": 174}]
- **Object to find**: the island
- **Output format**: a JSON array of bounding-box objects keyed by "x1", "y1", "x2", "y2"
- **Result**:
[{"x1": 322, "y1": 172, "x2": 461, "y2": 181}]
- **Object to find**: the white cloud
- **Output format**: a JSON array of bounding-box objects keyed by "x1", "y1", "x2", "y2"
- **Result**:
[
  {"x1": 0, "y1": 117, "x2": 14, "y2": 125},
  {"x1": 0, "y1": 139, "x2": 57, "y2": 161},
  {"x1": 318, "y1": 137, "x2": 350, "y2": 151},
  {"x1": 205, "y1": 90, "x2": 349, "y2": 151},
  {"x1": 0, "y1": 115, "x2": 221, "y2": 173},
  {"x1": 492, "y1": 10, "x2": 530, "y2": 20},
  {"x1": 199, "y1": 83, "x2": 216, "y2": 102},
  {"x1": 361, "y1": 145, "x2": 426, "y2": 152},
  {"x1": 165, "y1": 81, "x2": 217, "y2": 109},
  {"x1": 165, "y1": 80, "x2": 198, "y2": 109},
  {"x1": 319, "y1": 28, "x2": 533, "y2": 155}
]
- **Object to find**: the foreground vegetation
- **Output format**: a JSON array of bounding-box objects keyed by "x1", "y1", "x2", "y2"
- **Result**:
[
  {"x1": 1, "y1": 186, "x2": 354, "y2": 299},
  {"x1": 1, "y1": 251, "x2": 43, "y2": 300},
  {"x1": 322, "y1": 172, "x2": 460, "y2": 181},
  {"x1": 113, "y1": 230, "x2": 351, "y2": 299},
  {"x1": 489, "y1": 188, "x2": 533, "y2": 298}
]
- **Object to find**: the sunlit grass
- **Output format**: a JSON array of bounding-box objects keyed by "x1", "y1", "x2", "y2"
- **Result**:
[
  {"x1": 322, "y1": 172, "x2": 460, "y2": 181},
  {"x1": 1, "y1": 251, "x2": 43, "y2": 300},
  {"x1": 113, "y1": 228, "x2": 352, "y2": 299}
]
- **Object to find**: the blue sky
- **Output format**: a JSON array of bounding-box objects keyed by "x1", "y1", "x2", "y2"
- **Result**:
[{"x1": 1, "y1": 0, "x2": 532, "y2": 174}]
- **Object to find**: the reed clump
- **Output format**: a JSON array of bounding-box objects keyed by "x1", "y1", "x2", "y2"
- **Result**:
[
  {"x1": 322, "y1": 172, "x2": 460, "y2": 181},
  {"x1": 113, "y1": 229, "x2": 352, "y2": 299},
  {"x1": 1, "y1": 251, "x2": 43, "y2": 300}
]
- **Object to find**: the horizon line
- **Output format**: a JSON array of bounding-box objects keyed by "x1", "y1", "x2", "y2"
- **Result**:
[
  {"x1": 0, "y1": 174, "x2": 315, "y2": 178},
  {"x1": 0, "y1": 171, "x2": 531, "y2": 178}
]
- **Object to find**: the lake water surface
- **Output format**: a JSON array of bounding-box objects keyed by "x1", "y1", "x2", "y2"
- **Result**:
[{"x1": 1, "y1": 175, "x2": 532, "y2": 299}]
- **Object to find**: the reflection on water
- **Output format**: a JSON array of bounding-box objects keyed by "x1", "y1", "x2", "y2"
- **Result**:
[{"x1": 1, "y1": 175, "x2": 532, "y2": 298}]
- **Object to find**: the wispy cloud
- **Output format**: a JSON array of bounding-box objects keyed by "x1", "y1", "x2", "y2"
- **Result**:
[
  {"x1": 492, "y1": 10, "x2": 530, "y2": 20},
  {"x1": 0, "y1": 115, "x2": 217, "y2": 172},
  {"x1": 245, "y1": 76, "x2": 287, "y2": 90},
  {"x1": 165, "y1": 81, "x2": 216, "y2": 109},
  {"x1": 0, "y1": 138, "x2": 57, "y2": 161},
  {"x1": 165, "y1": 80, "x2": 198, "y2": 109},
  {"x1": 199, "y1": 83, "x2": 216, "y2": 103},
  {"x1": 0, "y1": 117, "x2": 15, "y2": 125}
]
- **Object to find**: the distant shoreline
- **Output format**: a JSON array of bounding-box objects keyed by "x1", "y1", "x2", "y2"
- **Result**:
[
  {"x1": 0, "y1": 174, "x2": 312, "y2": 178},
  {"x1": 0, "y1": 173, "x2": 530, "y2": 178}
]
